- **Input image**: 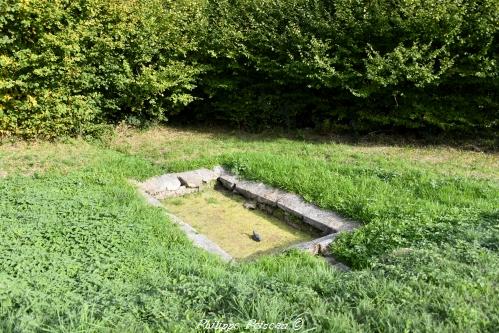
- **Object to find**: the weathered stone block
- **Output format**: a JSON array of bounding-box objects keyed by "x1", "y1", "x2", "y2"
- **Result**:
[
  {"x1": 234, "y1": 180, "x2": 259, "y2": 199},
  {"x1": 303, "y1": 210, "x2": 359, "y2": 232},
  {"x1": 155, "y1": 185, "x2": 198, "y2": 199},
  {"x1": 177, "y1": 171, "x2": 204, "y2": 188},
  {"x1": 195, "y1": 168, "x2": 218, "y2": 183},
  {"x1": 235, "y1": 181, "x2": 286, "y2": 206},
  {"x1": 276, "y1": 193, "x2": 310, "y2": 217},
  {"x1": 277, "y1": 194, "x2": 356, "y2": 233},
  {"x1": 218, "y1": 174, "x2": 238, "y2": 190},
  {"x1": 141, "y1": 174, "x2": 181, "y2": 194},
  {"x1": 243, "y1": 201, "x2": 257, "y2": 210}
]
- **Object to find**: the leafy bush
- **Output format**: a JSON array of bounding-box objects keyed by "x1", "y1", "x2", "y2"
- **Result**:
[
  {"x1": 1, "y1": 0, "x2": 497, "y2": 137},
  {"x1": 0, "y1": 0, "x2": 206, "y2": 138},
  {"x1": 195, "y1": 0, "x2": 498, "y2": 132}
]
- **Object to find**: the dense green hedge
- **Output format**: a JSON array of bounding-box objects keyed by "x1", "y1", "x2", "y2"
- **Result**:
[
  {"x1": 0, "y1": 0, "x2": 206, "y2": 137},
  {"x1": 1, "y1": 0, "x2": 498, "y2": 137},
  {"x1": 195, "y1": 0, "x2": 499, "y2": 132}
]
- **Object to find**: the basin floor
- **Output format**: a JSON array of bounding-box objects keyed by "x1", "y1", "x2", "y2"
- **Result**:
[{"x1": 162, "y1": 186, "x2": 315, "y2": 259}]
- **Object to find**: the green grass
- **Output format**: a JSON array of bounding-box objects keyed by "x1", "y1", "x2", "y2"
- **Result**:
[{"x1": 0, "y1": 126, "x2": 498, "y2": 332}]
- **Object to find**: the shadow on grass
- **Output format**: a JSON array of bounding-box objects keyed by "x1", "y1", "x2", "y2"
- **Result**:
[{"x1": 162, "y1": 123, "x2": 498, "y2": 153}]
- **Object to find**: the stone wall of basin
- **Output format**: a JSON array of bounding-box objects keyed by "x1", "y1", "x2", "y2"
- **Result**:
[
  {"x1": 139, "y1": 166, "x2": 359, "y2": 236},
  {"x1": 137, "y1": 166, "x2": 360, "y2": 266},
  {"x1": 217, "y1": 170, "x2": 359, "y2": 234}
]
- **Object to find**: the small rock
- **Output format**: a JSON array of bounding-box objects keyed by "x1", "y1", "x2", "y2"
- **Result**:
[
  {"x1": 243, "y1": 201, "x2": 257, "y2": 210},
  {"x1": 311, "y1": 243, "x2": 325, "y2": 255},
  {"x1": 251, "y1": 230, "x2": 262, "y2": 242}
]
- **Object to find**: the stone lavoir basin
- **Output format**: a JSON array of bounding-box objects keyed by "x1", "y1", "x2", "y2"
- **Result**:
[
  {"x1": 163, "y1": 186, "x2": 318, "y2": 260},
  {"x1": 135, "y1": 167, "x2": 359, "y2": 268}
]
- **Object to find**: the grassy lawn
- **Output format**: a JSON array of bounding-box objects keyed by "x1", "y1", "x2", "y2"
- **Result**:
[{"x1": 0, "y1": 126, "x2": 498, "y2": 332}]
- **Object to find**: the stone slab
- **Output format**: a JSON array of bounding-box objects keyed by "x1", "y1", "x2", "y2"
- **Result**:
[
  {"x1": 290, "y1": 234, "x2": 351, "y2": 271},
  {"x1": 130, "y1": 179, "x2": 162, "y2": 207},
  {"x1": 195, "y1": 168, "x2": 218, "y2": 183},
  {"x1": 176, "y1": 168, "x2": 218, "y2": 188},
  {"x1": 141, "y1": 174, "x2": 181, "y2": 194},
  {"x1": 277, "y1": 193, "x2": 357, "y2": 233},
  {"x1": 155, "y1": 186, "x2": 199, "y2": 199},
  {"x1": 289, "y1": 233, "x2": 338, "y2": 253},
  {"x1": 304, "y1": 210, "x2": 360, "y2": 232},
  {"x1": 234, "y1": 180, "x2": 258, "y2": 199},
  {"x1": 276, "y1": 193, "x2": 312, "y2": 217},
  {"x1": 177, "y1": 171, "x2": 204, "y2": 188},
  {"x1": 256, "y1": 187, "x2": 287, "y2": 206},
  {"x1": 235, "y1": 181, "x2": 286, "y2": 206},
  {"x1": 218, "y1": 174, "x2": 238, "y2": 190}
]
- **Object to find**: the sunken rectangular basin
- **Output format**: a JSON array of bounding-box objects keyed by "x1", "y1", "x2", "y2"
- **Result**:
[
  {"x1": 162, "y1": 185, "x2": 318, "y2": 260},
  {"x1": 137, "y1": 166, "x2": 359, "y2": 263}
]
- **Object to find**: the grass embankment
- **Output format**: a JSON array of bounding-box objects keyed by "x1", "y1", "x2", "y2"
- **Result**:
[{"x1": 0, "y1": 126, "x2": 498, "y2": 332}]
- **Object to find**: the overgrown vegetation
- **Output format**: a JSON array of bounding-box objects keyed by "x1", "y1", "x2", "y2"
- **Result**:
[
  {"x1": 0, "y1": 0, "x2": 205, "y2": 137},
  {"x1": 195, "y1": 0, "x2": 499, "y2": 132},
  {"x1": 1, "y1": 0, "x2": 498, "y2": 137},
  {"x1": 1, "y1": 126, "x2": 497, "y2": 331}
]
